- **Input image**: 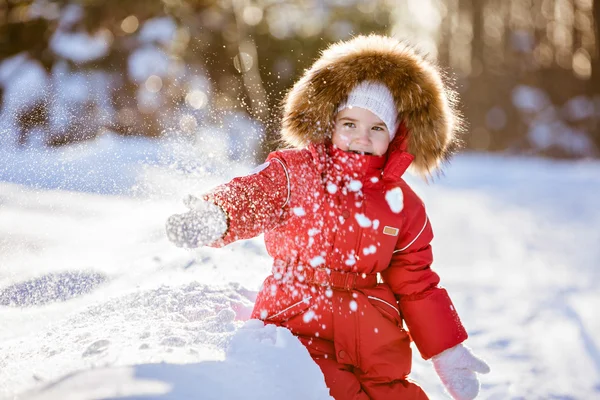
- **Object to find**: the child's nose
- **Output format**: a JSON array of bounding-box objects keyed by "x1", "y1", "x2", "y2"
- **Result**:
[{"x1": 354, "y1": 127, "x2": 369, "y2": 140}]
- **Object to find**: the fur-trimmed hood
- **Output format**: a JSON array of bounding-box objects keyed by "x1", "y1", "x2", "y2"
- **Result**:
[{"x1": 280, "y1": 34, "x2": 462, "y2": 178}]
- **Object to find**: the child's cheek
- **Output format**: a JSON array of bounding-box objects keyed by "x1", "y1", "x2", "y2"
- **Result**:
[
  {"x1": 333, "y1": 127, "x2": 353, "y2": 150},
  {"x1": 338, "y1": 130, "x2": 352, "y2": 144}
]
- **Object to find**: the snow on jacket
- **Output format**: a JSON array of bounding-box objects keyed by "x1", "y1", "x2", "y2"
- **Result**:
[
  {"x1": 204, "y1": 133, "x2": 467, "y2": 362},
  {"x1": 202, "y1": 34, "x2": 468, "y2": 388}
]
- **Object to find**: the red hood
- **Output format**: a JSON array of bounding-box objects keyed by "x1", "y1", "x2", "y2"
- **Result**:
[{"x1": 383, "y1": 122, "x2": 415, "y2": 182}]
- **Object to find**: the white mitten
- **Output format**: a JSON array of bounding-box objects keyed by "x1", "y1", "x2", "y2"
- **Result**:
[
  {"x1": 166, "y1": 199, "x2": 228, "y2": 248},
  {"x1": 432, "y1": 343, "x2": 490, "y2": 400}
]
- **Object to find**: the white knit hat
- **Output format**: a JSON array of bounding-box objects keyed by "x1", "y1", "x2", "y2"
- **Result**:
[{"x1": 337, "y1": 81, "x2": 398, "y2": 139}]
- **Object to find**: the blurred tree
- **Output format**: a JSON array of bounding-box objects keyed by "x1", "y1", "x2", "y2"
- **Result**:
[
  {"x1": 423, "y1": 0, "x2": 599, "y2": 158},
  {"x1": 591, "y1": 0, "x2": 600, "y2": 143},
  {"x1": 2, "y1": 0, "x2": 598, "y2": 159},
  {"x1": 0, "y1": 0, "x2": 393, "y2": 160}
]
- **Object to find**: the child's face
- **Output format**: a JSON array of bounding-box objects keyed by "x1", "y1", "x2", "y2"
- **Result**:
[{"x1": 332, "y1": 107, "x2": 391, "y2": 156}]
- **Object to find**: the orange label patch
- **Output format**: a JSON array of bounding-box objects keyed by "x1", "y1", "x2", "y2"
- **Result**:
[{"x1": 383, "y1": 226, "x2": 399, "y2": 236}]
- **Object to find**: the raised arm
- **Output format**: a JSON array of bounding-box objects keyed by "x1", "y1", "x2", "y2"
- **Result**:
[
  {"x1": 201, "y1": 154, "x2": 290, "y2": 246},
  {"x1": 166, "y1": 154, "x2": 290, "y2": 248}
]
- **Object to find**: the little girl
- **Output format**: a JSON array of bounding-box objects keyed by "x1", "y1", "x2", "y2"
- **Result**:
[{"x1": 166, "y1": 34, "x2": 490, "y2": 400}]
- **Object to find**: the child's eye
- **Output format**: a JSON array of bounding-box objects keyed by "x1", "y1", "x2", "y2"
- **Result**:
[
  {"x1": 372, "y1": 126, "x2": 385, "y2": 131},
  {"x1": 343, "y1": 122, "x2": 356, "y2": 128}
]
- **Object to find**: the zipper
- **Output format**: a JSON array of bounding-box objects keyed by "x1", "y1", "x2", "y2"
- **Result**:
[{"x1": 353, "y1": 190, "x2": 365, "y2": 265}]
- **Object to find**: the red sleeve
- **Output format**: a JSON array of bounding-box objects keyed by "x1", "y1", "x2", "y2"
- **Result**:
[
  {"x1": 380, "y1": 187, "x2": 468, "y2": 360},
  {"x1": 202, "y1": 153, "x2": 290, "y2": 247}
]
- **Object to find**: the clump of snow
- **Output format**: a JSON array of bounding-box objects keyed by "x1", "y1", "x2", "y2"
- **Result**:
[
  {"x1": 362, "y1": 245, "x2": 377, "y2": 256},
  {"x1": 23, "y1": 320, "x2": 332, "y2": 400},
  {"x1": 348, "y1": 180, "x2": 362, "y2": 191},
  {"x1": 354, "y1": 213, "x2": 372, "y2": 228},
  {"x1": 326, "y1": 182, "x2": 337, "y2": 194},
  {"x1": 310, "y1": 256, "x2": 325, "y2": 267},
  {"x1": 344, "y1": 253, "x2": 356, "y2": 266},
  {"x1": 349, "y1": 300, "x2": 357, "y2": 312},
  {"x1": 293, "y1": 207, "x2": 306, "y2": 216},
  {"x1": 302, "y1": 310, "x2": 316, "y2": 323},
  {"x1": 385, "y1": 187, "x2": 404, "y2": 213}
]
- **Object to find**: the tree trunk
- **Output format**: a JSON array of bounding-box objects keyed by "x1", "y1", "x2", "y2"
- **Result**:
[{"x1": 590, "y1": 0, "x2": 600, "y2": 95}]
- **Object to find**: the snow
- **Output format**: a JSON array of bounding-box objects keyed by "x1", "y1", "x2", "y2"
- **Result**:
[
  {"x1": 57, "y1": 4, "x2": 83, "y2": 28},
  {"x1": 128, "y1": 46, "x2": 171, "y2": 83},
  {"x1": 0, "y1": 56, "x2": 119, "y2": 148},
  {"x1": 326, "y1": 182, "x2": 337, "y2": 194},
  {"x1": 354, "y1": 213, "x2": 372, "y2": 227},
  {"x1": 512, "y1": 85, "x2": 549, "y2": 113},
  {"x1": 0, "y1": 54, "x2": 49, "y2": 114},
  {"x1": 564, "y1": 96, "x2": 595, "y2": 121},
  {"x1": 385, "y1": 187, "x2": 404, "y2": 213},
  {"x1": 310, "y1": 256, "x2": 326, "y2": 267},
  {"x1": 349, "y1": 300, "x2": 358, "y2": 312},
  {"x1": 1, "y1": 136, "x2": 600, "y2": 399},
  {"x1": 48, "y1": 4, "x2": 110, "y2": 64},
  {"x1": 302, "y1": 310, "x2": 316, "y2": 323},
  {"x1": 528, "y1": 120, "x2": 596, "y2": 157},
  {"x1": 293, "y1": 207, "x2": 306, "y2": 216},
  {"x1": 22, "y1": 320, "x2": 331, "y2": 400},
  {"x1": 139, "y1": 17, "x2": 178, "y2": 45},
  {"x1": 362, "y1": 245, "x2": 377, "y2": 255},
  {"x1": 347, "y1": 179, "x2": 362, "y2": 191},
  {"x1": 50, "y1": 30, "x2": 111, "y2": 63},
  {"x1": 344, "y1": 253, "x2": 356, "y2": 266}
]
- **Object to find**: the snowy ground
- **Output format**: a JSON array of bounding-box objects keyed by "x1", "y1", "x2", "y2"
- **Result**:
[{"x1": 1, "y1": 134, "x2": 599, "y2": 399}]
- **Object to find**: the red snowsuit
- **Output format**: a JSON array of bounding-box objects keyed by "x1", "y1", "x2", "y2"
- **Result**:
[{"x1": 204, "y1": 129, "x2": 468, "y2": 400}]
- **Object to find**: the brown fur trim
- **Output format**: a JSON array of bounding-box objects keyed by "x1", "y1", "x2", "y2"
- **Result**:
[{"x1": 280, "y1": 34, "x2": 463, "y2": 177}]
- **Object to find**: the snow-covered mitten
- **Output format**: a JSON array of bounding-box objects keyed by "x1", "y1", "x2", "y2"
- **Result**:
[
  {"x1": 165, "y1": 200, "x2": 228, "y2": 248},
  {"x1": 432, "y1": 343, "x2": 490, "y2": 400},
  {"x1": 182, "y1": 194, "x2": 205, "y2": 210}
]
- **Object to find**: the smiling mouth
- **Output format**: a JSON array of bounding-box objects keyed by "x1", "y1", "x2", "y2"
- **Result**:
[{"x1": 349, "y1": 150, "x2": 373, "y2": 155}]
